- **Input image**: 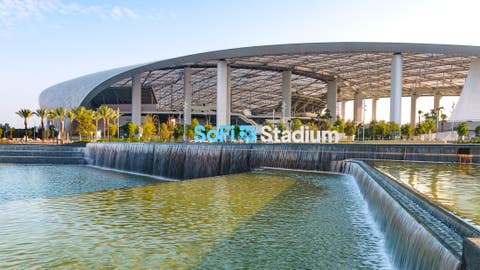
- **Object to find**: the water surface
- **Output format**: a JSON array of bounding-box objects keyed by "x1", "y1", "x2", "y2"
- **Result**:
[
  {"x1": 373, "y1": 161, "x2": 480, "y2": 225},
  {"x1": 0, "y1": 166, "x2": 391, "y2": 269},
  {"x1": 0, "y1": 164, "x2": 161, "y2": 202}
]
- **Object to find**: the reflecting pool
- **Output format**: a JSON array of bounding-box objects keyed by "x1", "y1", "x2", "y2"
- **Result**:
[
  {"x1": 0, "y1": 164, "x2": 161, "y2": 202},
  {"x1": 0, "y1": 165, "x2": 391, "y2": 269},
  {"x1": 373, "y1": 161, "x2": 480, "y2": 226}
]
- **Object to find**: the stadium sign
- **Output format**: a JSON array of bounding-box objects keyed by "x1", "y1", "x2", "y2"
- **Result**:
[{"x1": 194, "y1": 125, "x2": 339, "y2": 143}]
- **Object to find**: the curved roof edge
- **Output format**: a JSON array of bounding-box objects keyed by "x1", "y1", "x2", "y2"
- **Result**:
[{"x1": 39, "y1": 42, "x2": 480, "y2": 109}]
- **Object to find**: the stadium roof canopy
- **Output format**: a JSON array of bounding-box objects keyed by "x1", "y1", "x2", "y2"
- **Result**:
[{"x1": 39, "y1": 42, "x2": 480, "y2": 117}]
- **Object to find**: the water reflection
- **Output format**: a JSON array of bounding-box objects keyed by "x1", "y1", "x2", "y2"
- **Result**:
[
  {"x1": 0, "y1": 170, "x2": 391, "y2": 269},
  {"x1": 373, "y1": 161, "x2": 480, "y2": 225}
]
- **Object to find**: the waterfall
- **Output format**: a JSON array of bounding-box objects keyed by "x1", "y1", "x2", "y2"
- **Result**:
[
  {"x1": 85, "y1": 143, "x2": 253, "y2": 180},
  {"x1": 86, "y1": 143, "x2": 339, "y2": 180},
  {"x1": 250, "y1": 144, "x2": 334, "y2": 171},
  {"x1": 340, "y1": 161, "x2": 460, "y2": 270}
]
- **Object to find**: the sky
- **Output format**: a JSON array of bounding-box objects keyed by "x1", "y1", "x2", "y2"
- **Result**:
[{"x1": 0, "y1": 0, "x2": 478, "y2": 127}]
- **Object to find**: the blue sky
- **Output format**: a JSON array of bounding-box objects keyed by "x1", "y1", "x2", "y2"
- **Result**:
[{"x1": 0, "y1": 0, "x2": 478, "y2": 127}]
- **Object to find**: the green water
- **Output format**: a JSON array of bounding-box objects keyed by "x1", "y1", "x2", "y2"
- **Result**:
[
  {"x1": 373, "y1": 161, "x2": 480, "y2": 226},
  {"x1": 0, "y1": 167, "x2": 391, "y2": 269}
]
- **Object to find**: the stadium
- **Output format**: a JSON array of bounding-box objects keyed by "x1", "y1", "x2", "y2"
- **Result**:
[{"x1": 39, "y1": 42, "x2": 480, "y2": 130}]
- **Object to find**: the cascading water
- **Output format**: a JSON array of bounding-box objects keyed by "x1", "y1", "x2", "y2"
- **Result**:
[
  {"x1": 86, "y1": 143, "x2": 337, "y2": 179},
  {"x1": 339, "y1": 161, "x2": 460, "y2": 270},
  {"x1": 85, "y1": 143, "x2": 253, "y2": 180}
]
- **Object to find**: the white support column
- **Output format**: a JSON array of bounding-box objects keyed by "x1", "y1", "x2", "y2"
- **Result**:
[
  {"x1": 282, "y1": 70, "x2": 292, "y2": 124},
  {"x1": 371, "y1": 98, "x2": 378, "y2": 121},
  {"x1": 354, "y1": 92, "x2": 363, "y2": 124},
  {"x1": 341, "y1": 101, "x2": 346, "y2": 120},
  {"x1": 434, "y1": 90, "x2": 442, "y2": 111},
  {"x1": 327, "y1": 80, "x2": 337, "y2": 121},
  {"x1": 131, "y1": 74, "x2": 142, "y2": 126},
  {"x1": 183, "y1": 67, "x2": 192, "y2": 125},
  {"x1": 410, "y1": 93, "x2": 418, "y2": 126},
  {"x1": 227, "y1": 66, "x2": 232, "y2": 124},
  {"x1": 216, "y1": 61, "x2": 229, "y2": 126},
  {"x1": 390, "y1": 53, "x2": 403, "y2": 124}
]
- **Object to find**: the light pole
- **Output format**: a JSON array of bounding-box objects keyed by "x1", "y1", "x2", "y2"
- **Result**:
[
  {"x1": 435, "y1": 106, "x2": 443, "y2": 140},
  {"x1": 33, "y1": 119, "x2": 36, "y2": 141},
  {"x1": 362, "y1": 100, "x2": 367, "y2": 142},
  {"x1": 117, "y1": 107, "x2": 120, "y2": 139},
  {"x1": 451, "y1": 102, "x2": 455, "y2": 134}
]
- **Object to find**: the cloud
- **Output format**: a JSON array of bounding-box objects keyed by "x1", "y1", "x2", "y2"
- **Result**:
[{"x1": 0, "y1": 0, "x2": 143, "y2": 31}]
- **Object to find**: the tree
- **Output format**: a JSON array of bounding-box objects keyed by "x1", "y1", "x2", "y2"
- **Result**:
[
  {"x1": 142, "y1": 114, "x2": 155, "y2": 140},
  {"x1": 376, "y1": 121, "x2": 389, "y2": 140},
  {"x1": 15, "y1": 109, "x2": 34, "y2": 141},
  {"x1": 109, "y1": 124, "x2": 118, "y2": 138},
  {"x1": 35, "y1": 109, "x2": 48, "y2": 141},
  {"x1": 344, "y1": 120, "x2": 356, "y2": 137},
  {"x1": 440, "y1": 113, "x2": 447, "y2": 132},
  {"x1": 332, "y1": 117, "x2": 345, "y2": 133},
  {"x1": 424, "y1": 118, "x2": 436, "y2": 134},
  {"x1": 277, "y1": 122, "x2": 287, "y2": 132},
  {"x1": 263, "y1": 120, "x2": 274, "y2": 130},
  {"x1": 401, "y1": 123, "x2": 414, "y2": 139},
  {"x1": 415, "y1": 122, "x2": 427, "y2": 136},
  {"x1": 0, "y1": 128, "x2": 3, "y2": 139},
  {"x1": 9, "y1": 127, "x2": 15, "y2": 140},
  {"x1": 205, "y1": 123, "x2": 213, "y2": 134},
  {"x1": 77, "y1": 108, "x2": 98, "y2": 141},
  {"x1": 233, "y1": 125, "x2": 241, "y2": 140},
  {"x1": 319, "y1": 109, "x2": 332, "y2": 121},
  {"x1": 186, "y1": 118, "x2": 200, "y2": 139},
  {"x1": 291, "y1": 118, "x2": 303, "y2": 131},
  {"x1": 456, "y1": 122, "x2": 469, "y2": 140},
  {"x1": 127, "y1": 122, "x2": 138, "y2": 140},
  {"x1": 368, "y1": 120, "x2": 378, "y2": 140},
  {"x1": 476, "y1": 125, "x2": 480, "y2": 138},
  {"x1": 74, "y1": 107, "x2": 88, "y2": 141},
  {"x1": 306, "y1": 121, "x2": 318, "y2": 132},
  {"x1": 418, "y1": 110, "x2": 423, "y2": 124},
  {"x1": 173, "y1": 124, "x2": 184, "y2": 141},
  {"x1": 106, "y1": 108, "x2": 120, "y2": 139},
  {"x1": 318, "y1": 119, "x2": 331, "y2": 131},
  {"x1": 66, "y1": 109, "x2": 76, "y2": 141},
  {"x1": 96, "y1": 105, "x2": 111, "y2": 139},
  {"x1": 388, "y1": 121, "x2": 400, "y2": 139},
  {"x1": 47, "y1": 109, "x2": 57, "y2": 139},
  {"x1": 158, "y1": 123, "x2": 171, "y2": 142},
  {"x1": 54, "y1": 107, "x2": 68, "y2": 140}
]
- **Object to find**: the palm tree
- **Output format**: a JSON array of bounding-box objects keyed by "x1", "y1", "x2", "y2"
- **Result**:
[
  {"x1": 96, "y1": 105, "x2": 110, "y2": 139},
  {"x1": 54, "y1": 107, "x2": 68, "y2": 141},
  {"x1": 440, "y1": 113, "x2": 448, "y2": 132},
  {"x1": 47, "y1": 109, "x2": 57, "y2": 139},
  {"x1": 73, "y1": 106, "x2": 87, "y2": 141},
  {"x1": 108, "y1": 108, "x2": 121, "y2": 139},
  {"x1": 15, "y1": 109, "x2": 34, "y2": 141},
  {"x1": 66, "y1": 109, "x2": 76, "y2": 141},
  {"x1": 418, "y1": 110, "x2": 423, "y2": 124},
  {"x1": 34, "y1": 108, "x2": 48, "y2": 141}
]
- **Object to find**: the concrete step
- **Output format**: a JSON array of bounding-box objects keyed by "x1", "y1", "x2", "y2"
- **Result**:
[
  {"x1": 0, "y1": 150, "x2": 84, "y2": 157},
  {"x1": 0, "y1": 145, "x2": 86, "y2": 164},
  {"x1": 0, "y1": 150, "x2": 83, "y2": 157},
  {"x1": 0, "y1": 145, "x2": 84, "y2": 152},
  {"x1": 0, "y1": 156, "x2": 86, "y2": 164}
]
